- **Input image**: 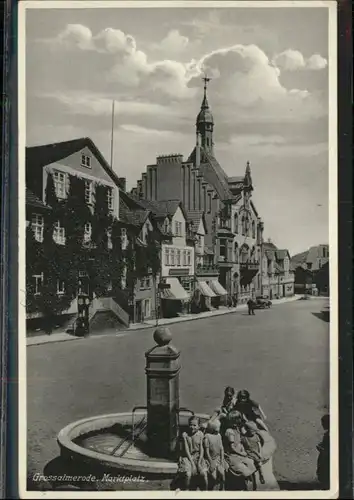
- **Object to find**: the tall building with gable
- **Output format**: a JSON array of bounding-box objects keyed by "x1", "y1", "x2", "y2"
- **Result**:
[{"x1": 132, "y1": 78, "x2": 266, "y2": 301}]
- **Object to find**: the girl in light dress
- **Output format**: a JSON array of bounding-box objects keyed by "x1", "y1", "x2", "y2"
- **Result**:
[
  {"x1": 203, "y1": 419, "x2": 227, "y2": 490},
  {"x1": 177, "y1": 416, "x2": 208, "y2": 490},
  {"x1": 223, "y1": 411, "x2": 257, "y2": 489}
]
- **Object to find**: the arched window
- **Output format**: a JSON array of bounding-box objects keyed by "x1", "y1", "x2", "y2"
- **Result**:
[
  {"x1": 234, "y1": 242, "x2": 239, "y2": 263},
  {"x1": 251, "y1": 246, "x2": 256, "y2": 262},
  {"x1": 234, "y1": 213, "x2": 239, "y2": 234},
  {"x1": 245, "y1": 216, "x2": 250, "y2": 236},
  {"x1": 252, "y1": 220, "x2": 256, "y2": 239},
  {"x1": 241, "y1": 216, "x2": 245, "y2": 236},
  {"x1": 240, "y1": 244, "x2": 249, "y2": 264}
]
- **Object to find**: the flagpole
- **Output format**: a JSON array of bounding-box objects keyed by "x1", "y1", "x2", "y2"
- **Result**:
[{"x1": 110, "y1": 100, "x2": 115, "y2": 169}]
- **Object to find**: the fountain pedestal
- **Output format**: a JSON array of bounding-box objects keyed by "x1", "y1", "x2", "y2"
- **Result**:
[{"x1": 145, "y1": 327, "x2": 180, "y2": 458}]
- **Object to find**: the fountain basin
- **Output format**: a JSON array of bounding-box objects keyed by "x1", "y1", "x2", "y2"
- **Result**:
[{"x1": 57, "y1": 411, "x2": 210, "y2": 477}]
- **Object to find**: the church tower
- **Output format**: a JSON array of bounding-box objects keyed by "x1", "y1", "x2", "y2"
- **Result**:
[{"x1": 196, "y1": 75, "x2": 214, "y2": 155}]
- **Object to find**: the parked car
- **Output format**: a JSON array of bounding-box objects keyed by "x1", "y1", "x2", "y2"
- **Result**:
[{"x1": 254, "y1": 296, "x2": 272, "y2": 309}]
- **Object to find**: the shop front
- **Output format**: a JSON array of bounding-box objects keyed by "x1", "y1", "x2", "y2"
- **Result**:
[
  {"x1": 191, "y1": 279, "x2": 216, "y2": 312},
  {"x1": 160, "y1": 275, "x2": 190, "y2": 318},
  {"x1": 207, "y1": 279, "x2": 228, "y2": 308}
]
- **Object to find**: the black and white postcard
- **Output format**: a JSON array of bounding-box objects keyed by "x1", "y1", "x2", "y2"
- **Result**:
[{"x1": 19, "y1": 1, "x2": 338, "y2": 497}]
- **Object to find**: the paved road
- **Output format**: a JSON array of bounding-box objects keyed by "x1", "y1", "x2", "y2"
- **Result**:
[{"x1": 27, "y1": 298, "x2": 329, "y2": 490}]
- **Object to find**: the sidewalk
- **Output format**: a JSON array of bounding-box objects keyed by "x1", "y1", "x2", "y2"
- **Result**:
[{"x1": 27, "y1": 295, "x2": 301, "y2": 347}]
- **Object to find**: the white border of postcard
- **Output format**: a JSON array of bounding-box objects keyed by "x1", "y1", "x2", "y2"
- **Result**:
[{"x1": 18, "y1": 1, "x2": 338, "y2": 498}]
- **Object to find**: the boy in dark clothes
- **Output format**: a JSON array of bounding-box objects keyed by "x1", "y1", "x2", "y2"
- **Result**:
[
  {"x1": 316, "y1": 414, "x2": 330, "y2": 489},
  {"x1": 247, "y1": 299, "x2": 255, "y2": 315},
  {"x1": 234, "y1": 390, "x2": 268, "y2": 431}
]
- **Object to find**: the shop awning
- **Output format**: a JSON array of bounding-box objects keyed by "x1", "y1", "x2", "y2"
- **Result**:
[
  {"x1": 209, "y1": 280, "x2": 228, "y2": 296},
  {"x1": 196, "y1": 280, "x2": 216, "y2": 298},
  {"x1": 160, "y1": 277, "x2": 190, "y2": 301}
]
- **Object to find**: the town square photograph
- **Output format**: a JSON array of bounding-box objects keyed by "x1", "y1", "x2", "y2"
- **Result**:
[{"x1": 20, "y1": 1, "x2": 337, "y2": 496}]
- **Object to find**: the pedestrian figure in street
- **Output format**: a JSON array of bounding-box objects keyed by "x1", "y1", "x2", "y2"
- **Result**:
[
  {"x1": 232, "y1": 294, "x2": 238, "y2": 308},
  {"x1": 234, "y1": 390, "x2": 268, "y2": 432},
  {"x1": 203, "y1": 419, "x2": 227, "y2": 490},
  {"x1": 241, "y1": 421, "x2": 266, "y2": 486},
  {"x1": 177, "y1": 416, "x2": 208, "y2": 490},
  {"x1": 227, "y1": 295, "x2": 233, "y2": 308},
  {"x1": 316, "y1": 414, "x2": 330, "y2": 489},
  {"x1": 247, "y1": 298, "x2": 255, "y2": 315}
]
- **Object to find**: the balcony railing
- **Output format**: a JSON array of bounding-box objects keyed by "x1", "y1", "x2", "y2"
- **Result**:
[
  {"x1": 217, "y1": 255, "x2": 234, "y2": 267},
  {"x1": 196, "y1": 264, "x2": 220, "y2": 276},
  {"x1": 240, "y1": 261, "x2": 260, "y2": 271}
]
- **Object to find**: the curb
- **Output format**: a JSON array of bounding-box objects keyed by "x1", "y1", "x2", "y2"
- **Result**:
[
  {"x1": 27, "y1": 335, "x2": 84, "y2": 347},
  {"x1": 26, "y1": 296, "x2": 303, "y2": 347}
]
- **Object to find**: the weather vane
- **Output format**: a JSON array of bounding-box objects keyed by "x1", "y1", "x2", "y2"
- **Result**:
[{"x1": 202, "y1": 72, "x2": 211, "y2": 91}]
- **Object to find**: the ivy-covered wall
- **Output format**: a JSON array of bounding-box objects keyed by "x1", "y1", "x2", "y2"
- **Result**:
[{"x1": 26, "y1": 173, "x2": 161, "y2": 327}]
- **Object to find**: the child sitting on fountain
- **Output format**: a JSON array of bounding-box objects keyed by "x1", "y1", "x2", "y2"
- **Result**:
[
  {"x1": 221, "y1": 386, "x2": 237, "y2": 417},
  {"x1": 234, "y1": 390, "x2": 268, "y2": 431},
  {"x1": 177, "y1": 416, "x2": 208, "y2": 490},
  {"x1": 241, "y1": 421, "x2": 265, "y2": 485},
  {"x1": 203, "y1": 419, "x2": 227, "y2": 490}
]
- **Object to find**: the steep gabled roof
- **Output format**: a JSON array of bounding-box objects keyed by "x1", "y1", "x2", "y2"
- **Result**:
[
  {"x1": 188, "y1": 147, "x2": 233, "y2": 201},
  {"x1": 276, "y1": 249, "x2": 290, "y2": 260},
  {"x1": 263, "y1": 242, "x2": 278, "y2": 251},
  {"x1": 250, "y1": 201, "x2": 259, "y2": 217},
  {"x1": 228, "y1": 176, "x2": 244, "y2": 184},
  {"x1": 26, "y1": 188, "x2": 50, "y2": 210},
  {"x1": 291, "y1": 250, "x2": 309, "y2": 264},
  {"x1": 119, "y1": 198, "x2": 150, "y2": 228},
  {"x1": 186, "y1": 210, "x2": 207, "y2": 234},
  {"x1": 26, "y1": 137, "x2": 127, "y2": 190},
  {"x1": 135, "y1": 199, "x2": 186, "y2": 221}
]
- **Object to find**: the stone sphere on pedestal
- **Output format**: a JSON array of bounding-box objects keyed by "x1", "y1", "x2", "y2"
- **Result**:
[{"x1": 153, "y1": 326, "x2": 172, "y2": 346}]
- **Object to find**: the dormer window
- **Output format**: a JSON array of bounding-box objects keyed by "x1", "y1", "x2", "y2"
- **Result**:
[
  {"x1": 174, "y1": 221, "x2": 182, "y2": 237},
  {"x1": 81, "y1": 153, "x2": 91, "y2": 168},
  {"x1": 53, "y1": 171, "x2": 68, "y2": 199}
]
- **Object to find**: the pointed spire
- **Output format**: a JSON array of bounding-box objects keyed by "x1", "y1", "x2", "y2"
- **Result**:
[
  {"x1": 197, "y1": 73, "x2": 214, "y2": 125},
  {"x1": 201, "y1": 74, "x2": 211, "y2": 109},
  {"x1": 244, "y1": 161, "x2": 253, "y2": 189}
]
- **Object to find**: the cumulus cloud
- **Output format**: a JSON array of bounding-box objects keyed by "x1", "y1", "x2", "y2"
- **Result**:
[
  {"x1": 44, "y1": 24, "x2": 326, "y2": 106},
  {"x1": 307, "y1": 54, "x2": 328, "y2": 70},
  {"x1": 56, "y1": 24, "x2": 94, "y2": 50},
  {"x1": 273, "y1": 49, "x2": 327, "y2": 71},
  {"x1": 35, "y1": 24, "x2": 327, "y2": 130},
  {"x1": 153, "y1": 29, "x2": 189, "y2": 55}
]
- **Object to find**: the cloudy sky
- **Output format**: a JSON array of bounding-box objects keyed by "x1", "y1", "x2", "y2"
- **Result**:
[{"x1": 25, "y1": 3, "x2": 331, "y2": 255}]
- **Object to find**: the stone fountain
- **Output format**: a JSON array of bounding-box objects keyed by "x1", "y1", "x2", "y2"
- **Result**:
[{"x1": 57, "y1": 327, "x2": 209, "y2": 477}]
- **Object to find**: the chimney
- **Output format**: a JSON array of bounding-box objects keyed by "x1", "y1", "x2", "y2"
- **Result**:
[
  {"x1": 195, "y1": 132, "x2": 201, "y2": 168},
  {"x1": 118, "y1": 177, "x2": 126, "y2": 192}
]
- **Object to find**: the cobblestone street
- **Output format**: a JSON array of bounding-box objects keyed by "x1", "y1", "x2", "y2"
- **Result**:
[{"x1": 27, "y1": 298, "x2": 329, "y2": 490}]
